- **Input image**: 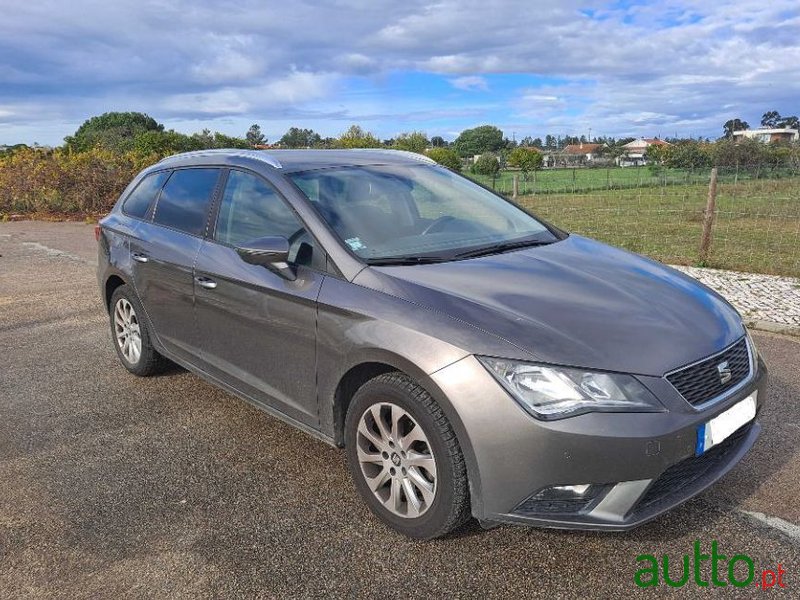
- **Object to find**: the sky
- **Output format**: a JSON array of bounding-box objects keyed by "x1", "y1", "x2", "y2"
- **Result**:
[{"x1": 1, "y1": 0, "x2": 799, "y2": 146}]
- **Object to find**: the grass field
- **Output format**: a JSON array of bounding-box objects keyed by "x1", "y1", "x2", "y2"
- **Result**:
[
  {"x1": 467, "y1": 165, "x2": 796, "y2": 195},
  {"x1": 513, "y1": 176, "x2": 800, "y2": 278}
]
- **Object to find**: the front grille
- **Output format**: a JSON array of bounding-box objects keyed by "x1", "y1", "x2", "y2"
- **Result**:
[
  {"x1": 666, "y1": 338, "x2": 750, "y2": 406},
  {"x1": 636, "y1": 423, "x2": 752, "y2": 512}
]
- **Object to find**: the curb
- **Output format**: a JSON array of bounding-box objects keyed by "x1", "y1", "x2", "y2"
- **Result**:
[{"x1": 744, "y1": 319, "x2": 800, "y2": 339}]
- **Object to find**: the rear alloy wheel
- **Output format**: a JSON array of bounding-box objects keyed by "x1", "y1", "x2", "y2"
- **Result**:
[
  {"x1": 345, "y1": 372, "x2": 471, "y2": 539},
  {"x1": 114, "y1": 298, "x2": 142, "y2": 365},
  {"x1": 109, "y1": 284, "x2": 169, "y2": 376}
]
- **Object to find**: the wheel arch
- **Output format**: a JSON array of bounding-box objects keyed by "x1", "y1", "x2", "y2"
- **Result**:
[
  {"x1": 104, "y1": 273, "x2": 128, "y2": 312},
  {"x1": 330, "y1": 353, "x2": 482, "y2": 518}
]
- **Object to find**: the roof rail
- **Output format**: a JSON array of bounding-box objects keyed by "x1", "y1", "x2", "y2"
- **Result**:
[
  {"x1": 351, "y1": 148, "x2": 436, "y2": 164},
  {"x1": 157, "y1": 149, "x2": 282, "y2": 169}
]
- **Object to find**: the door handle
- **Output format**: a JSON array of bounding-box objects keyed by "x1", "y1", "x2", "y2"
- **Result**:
[
  {"x1": 132, "y1": 252, "x2": 149, "y2": 263},
  {"x1": 195, "y1": 276, "x2": 217, "y2": 290}
]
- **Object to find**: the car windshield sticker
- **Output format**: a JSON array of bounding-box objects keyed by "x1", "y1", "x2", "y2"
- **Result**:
[{"x1": 345, "y1": 237, "x2": 366, "y2": 251}]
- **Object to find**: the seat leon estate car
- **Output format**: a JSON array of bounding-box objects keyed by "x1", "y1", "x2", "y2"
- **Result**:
[{"x1": 97, "y1": 148, "x2": 766, "y2": 539}]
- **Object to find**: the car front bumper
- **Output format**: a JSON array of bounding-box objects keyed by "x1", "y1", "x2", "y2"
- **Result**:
[{"x1": 427, "y1": 354, "x2": 767, "y2": 530}]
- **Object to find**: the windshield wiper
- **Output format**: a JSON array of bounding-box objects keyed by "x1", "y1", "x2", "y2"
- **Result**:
[
  {"x1": 366, "y1": 255, "x2": 452, "y2": 266},
  {"x1": 453, "y1": 238, "x2": 553, "y2": 260}
]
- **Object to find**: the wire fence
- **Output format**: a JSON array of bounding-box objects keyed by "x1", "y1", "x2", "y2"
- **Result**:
[{"x1": 469, "y1": 165, "x2": 800, "y2": 278}]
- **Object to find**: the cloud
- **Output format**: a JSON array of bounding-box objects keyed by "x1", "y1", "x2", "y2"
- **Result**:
[
  {"x1": 0, "y1": 0, "x2": 799, "y2": 144},
  {"x1": 449, "y1": 76, "x2": 489, "y2": 92}
]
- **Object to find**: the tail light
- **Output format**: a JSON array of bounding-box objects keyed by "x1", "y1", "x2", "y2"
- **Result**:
[{"x1": 94, "y1": 224, "x2": 101, "y2": 242}]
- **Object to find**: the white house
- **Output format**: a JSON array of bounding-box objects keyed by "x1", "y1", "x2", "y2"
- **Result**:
[
  {"x1": 617, "y1": 138, "x2": 670, "y2": 167},
  {"x1": 732, "y1": 128, "x2": 799, "y2": 143}
]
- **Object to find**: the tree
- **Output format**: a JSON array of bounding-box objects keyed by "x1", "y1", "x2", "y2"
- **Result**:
[
  {"x1": 425, "y1": 147, "x2": 461, "y2": 171},
  {"x1": 279, "y1": 127, "x2": 322, "y2": 148},
  {"x1": 132, "y1": 130, "x2": 202, "y2": 156},
  {"x1": 712, "y1": 138, "x2": 766, "y2": 167},
  {"x1": 722, "y1": 118, "x2": 749, "y2": 139},
  {"x1": 337, "y1": 125, "x2": 382, "y2": 148},
  {"x1": 779, "y1": 115, "x2": 799, "y2": 130},
  {"x1": 663, "y1": 141, "x2": 712, "y2": 169},
  {"x1": 644, "y1": 144, "x2": 669, "y2": 169},
  {"x1": 507, "y1": 147, "x2": 543, "y2": 175},
  {"x1": 65, "y1": 112, "x2": 163, "y2": 153},
  {"x1": 544, "y1": 134, "x2": 556, "y2": 149},
  {"x1": 189, "y1": 129, "x2": 249, "y2": 149},
  {"x1": 430, "y1": 136, "x2": 446, "y2": 147},
  {"x1": 471, "y1": 152, "x2": 500, "y2": 177},
  {"x1": 246, "y1": 124, "x2": 266, "y2": 147},
  {"x1": 453, "y1": 125, "x2": 504, "y2": 157},
  {"x1": 761, "y1": 111, "x2": 781, "y2": 128},
  {"x1": 393, "y1": 131, "x2": 429, "y2": 154}
]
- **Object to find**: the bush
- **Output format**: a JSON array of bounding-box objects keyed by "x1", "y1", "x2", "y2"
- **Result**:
[
  {"x1": 0, "y1": 148, "x2": 147, "y2": 215},
  {"x1": 426, "y1": 147, "x2": 462, "y2": 171},
  {"x1": 471, "y1": 153, "x2": 500, "y2": 177}
]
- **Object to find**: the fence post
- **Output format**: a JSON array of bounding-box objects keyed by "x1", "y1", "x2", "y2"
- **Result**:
[
  {"x1": 512, "y1": 174, "x2": 519, "y2": 199},
  {"x1": 699, "y1": 167, "x2": 718, "y2": 265}
]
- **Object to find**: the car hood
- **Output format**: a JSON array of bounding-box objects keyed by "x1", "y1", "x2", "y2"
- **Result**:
[{"x1": 360, "y1": 235, "x2": 744, "y2": 376}]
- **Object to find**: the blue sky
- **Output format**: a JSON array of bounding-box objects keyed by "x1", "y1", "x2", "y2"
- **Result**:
[{"x1": 1, "y1": 0, "x2": 799, "y2": 146}]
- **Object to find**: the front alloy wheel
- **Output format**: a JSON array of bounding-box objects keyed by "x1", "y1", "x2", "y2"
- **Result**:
[
  {"x1": 356, "y1": 402, "x2": 437, "y2": 518},
  {"x1": 345, "y1": 372, "x2": 471, "y2": 539}
]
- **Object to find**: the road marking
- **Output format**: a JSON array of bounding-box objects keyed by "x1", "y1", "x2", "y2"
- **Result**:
[
  {"x1": 739, "y1": 509, "x2": 800, "y2": 544},
  {"x1": 21, "y1": 241, "x2": 90, "y2": 264}
]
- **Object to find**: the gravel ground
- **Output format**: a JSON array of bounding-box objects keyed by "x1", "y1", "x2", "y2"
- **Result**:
[
  {"x1": 672, "y1": 265, "x2": 800, "y2": 332},
  {"x1": 1, "y1": 221, "x2": 798, "y2": 598}
]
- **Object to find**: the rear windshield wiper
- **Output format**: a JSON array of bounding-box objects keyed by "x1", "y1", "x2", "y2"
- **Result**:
[
  {"x1": 366, "y1": 255, "x2": 452, "y2": 266},
  {"x1": 453, "y1": 238, "x2": 553, "y2": 260}
]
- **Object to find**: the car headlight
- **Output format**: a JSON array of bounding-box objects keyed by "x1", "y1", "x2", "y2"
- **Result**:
[{"x1": 478, "y1": 357, "x2": 665, "y2": 420}]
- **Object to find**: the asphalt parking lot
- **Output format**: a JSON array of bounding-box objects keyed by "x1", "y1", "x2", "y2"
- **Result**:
[{"x1": 1, "y1": 221, "x2": 798, "y2": 598}]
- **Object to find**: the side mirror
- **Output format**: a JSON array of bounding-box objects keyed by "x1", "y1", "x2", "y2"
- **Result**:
[{"x1": 235, "y1": 236, "x2": 296, "y2": 281}]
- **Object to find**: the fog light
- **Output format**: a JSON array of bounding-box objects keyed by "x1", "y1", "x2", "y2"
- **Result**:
[
  {"x1": 551, "y1": 484, "x2": 592, "y2": 496},
  {"x1": 514, "y1": 483, "x2": 612, "y2": 516}
]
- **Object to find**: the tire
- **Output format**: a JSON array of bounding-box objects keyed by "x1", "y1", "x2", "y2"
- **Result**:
[
  {"x1": 344, "y1": 371, "x2": 471, "y2": 539},
  {"x1": 109, "y1": 284, "x2": 169, "y2": 376}
]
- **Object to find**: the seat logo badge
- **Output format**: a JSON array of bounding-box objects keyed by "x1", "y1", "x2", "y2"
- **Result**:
[{"x1": 717, "y1": 361, "x2": 732, "y2": 384}]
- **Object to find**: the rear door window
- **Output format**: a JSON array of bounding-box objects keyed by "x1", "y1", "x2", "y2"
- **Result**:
[
  {"x1": 122, "y1": 171, "x2": 169, "y2": 219},
  {"x1": 153, "y1": 168, "x2": 221, "y2": 236}
]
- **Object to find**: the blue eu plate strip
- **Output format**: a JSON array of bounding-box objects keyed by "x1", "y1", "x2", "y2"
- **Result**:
[{"x1": 695, "y1": 424, "x2": 706, "y2": 456}]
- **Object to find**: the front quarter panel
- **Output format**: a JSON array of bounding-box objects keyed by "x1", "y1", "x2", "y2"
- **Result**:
[{"x1": 316, "y1": 276, "x2": 468, "y2": 436}]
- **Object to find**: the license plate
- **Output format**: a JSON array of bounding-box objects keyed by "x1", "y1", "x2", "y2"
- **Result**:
[{"x1": 696, "y1": 392, "x2": 757, "y2": 455}]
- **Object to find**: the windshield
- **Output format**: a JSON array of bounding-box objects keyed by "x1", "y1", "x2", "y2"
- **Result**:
[{"x1": 289, "y1": 163, "x2": 559, "y2": 263}]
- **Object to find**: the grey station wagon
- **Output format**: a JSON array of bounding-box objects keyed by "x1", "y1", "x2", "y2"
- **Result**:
[{"x1": 97, "y1": 149, "x2": 766, "y2": 538}]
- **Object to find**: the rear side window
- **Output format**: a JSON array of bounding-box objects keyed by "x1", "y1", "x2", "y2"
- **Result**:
[
  {"x1": 153, "y1": 168, "x2": 220, "y2": 236},
  {"x1": 122, "y1": 171, "x2": 169, "y2": 219}
]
